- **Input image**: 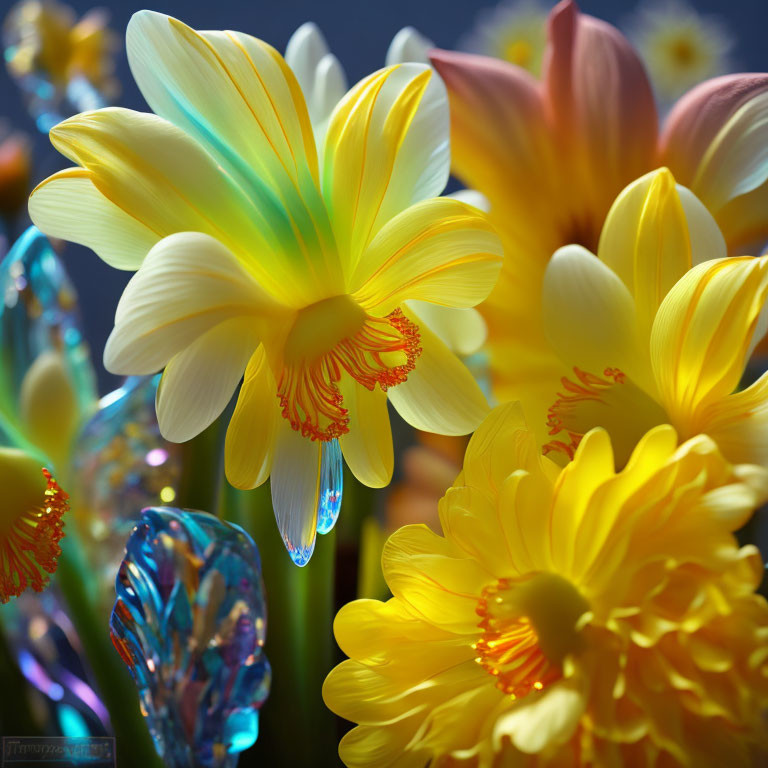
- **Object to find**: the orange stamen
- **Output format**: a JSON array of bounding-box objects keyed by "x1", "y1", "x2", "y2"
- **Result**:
[
  {"x1": 0, "y1": 468, "x2": 68, "y2": 604},
  {"x1": 543, "y1": 367, "x2": 626, "y2": 460},
  {"x1": 475, "y1": 579, "x2": 560, "y2": 698},
  {"x1": 278, "y1": 308, "x2": 421, "y2": 441}
]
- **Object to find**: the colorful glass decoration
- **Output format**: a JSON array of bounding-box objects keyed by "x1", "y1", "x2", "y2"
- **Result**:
[
  {"x1": 70, "y1": 376, "x2": 182, "y2": 609},
  {"x1": 111, "y1": 508, "x2": 271, "y2": 768},
  {"x1": 1, "y1": 584, "x2": 110, "y2": 735}
]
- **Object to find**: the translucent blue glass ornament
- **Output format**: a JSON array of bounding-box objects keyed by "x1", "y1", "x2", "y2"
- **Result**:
[
  {"x1": 70, "y1": 376, "x2": 181, "y2": 610},
  {"x1": 0, "y1": 225, "x2": 96, "y2": 443},
  {"x1": 0, "y1": 585, "x2": 110, "y2": 736},
  {"x1": 317, "y1": 439, "x2": 342, "y2": 534},
  {"x1": 110, "y1": 508, "x2": 270, "y2": 768}
]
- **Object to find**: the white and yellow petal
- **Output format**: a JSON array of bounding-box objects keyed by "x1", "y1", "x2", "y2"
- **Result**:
[
  {"x1": 270, "y1": 416, "x2": 321, "y2": 566},
  {"x1": 155, "y1": 317, "x2": 259, "y2": 443},
  {"x1": 387, "y1": 314, "x2": 489, "y2": 436},
  {"x1": 104, "y1": 232, "x2": 280, "y2": 375},
  {"x1": 323, "y1": 63, "x2": 449, "y2": 275},
  {"x1": 351, "y1": 197, "x2": 502, "y2": 315}
]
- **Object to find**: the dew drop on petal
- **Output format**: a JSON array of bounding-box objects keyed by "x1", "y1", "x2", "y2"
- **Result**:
[{"x1": 317, "y1": 439, "x2": 343, "y2": 535}]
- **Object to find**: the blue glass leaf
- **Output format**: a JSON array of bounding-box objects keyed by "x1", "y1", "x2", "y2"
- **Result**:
[
  {"x1": 317, "y1": 439, "x2": 343, "y2": 534},
  {"x1": 0, "y1": 585, "x2": 110, "y2": 736},
  {"x1": 70, "y1": 376, "x2": 181, "y2": 610},
  {"x1": 0, "y1": 226, "x2": 96, "y2": 444},
  {"x1": 111, "y1": 508, "x2": 270, "y2": 768}
]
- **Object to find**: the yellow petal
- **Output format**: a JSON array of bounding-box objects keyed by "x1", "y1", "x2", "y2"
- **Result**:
[
  {"x1": 127, "y1": 11, "x2": 344, "y2": 300},
  {"x1": 492, "y1": 678, "x2": 585, "y2": 754},
  {"x1": 127, "y1": 11, "x2": 341, "y2": 300},
  {"x1": 46, "y1": 107, "x2": 300, "y2": 302},
  {"x1": 351, "y1": 197, "x2": 502, "y2": 315},
  {"x1": 387, "y1": 313, "x2": 489, "y2": 435},
  {"x1": 323, "y1": 63, "x2": 449, "y2": 275},
  {"x1": 382, "y1": 524, "x2": 489, "y2": 634},
  {"x1": 104, "y1": 232, "x2": 279, "y2": 375},
  {"x1": 338, "y1": 378, "x2": 393, "y2": 488},
  {"x1": 542, "y1": 245, "x2": 642, "y2": 381},
  {"x1": 29, "y1": 168, "x2": 158, "y2": 270},
  {"x1": 270, "y1": 417, "x2": 320, "y2": 566},
  {"x1": 156, "y1": 317, "x2": 258, "y2": 443},
  {"x1": 598, "y1": 169, "x2": 726, "y2": 301},
  {"x1": 699, "y1": 372, "x2": 768, "y2": 467},
  {"x1": 406, "y1": 301, "x2": 486, "y2": 356},
  {"x1": 650, "y1": 256, "x2": 768, "y2": 435},
  {"x1": 225, "y1": 346, "x2": 279, "y2": 490},
  {"x1": 19, "y1": 351, "x2": 79, "y2": 471},
  {"x1": 332, "y1": 598, "x2": 468, "y2": 678}
]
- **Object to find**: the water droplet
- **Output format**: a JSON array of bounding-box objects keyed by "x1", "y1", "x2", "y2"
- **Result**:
[{"x1": 316, "y1": 439, "x2": 343, "y2": 535}]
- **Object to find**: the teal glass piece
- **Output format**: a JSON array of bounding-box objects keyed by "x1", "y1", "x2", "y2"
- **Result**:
[
  {"x1": 317, "y1": 438, "x2": 343, "y2": 534},
  {"x1": 70, "y1": 376, "x2": 182, "y2": 610},
  {"x1": 111, "y1": 508, "x2": 270, "y2": 768},
  {"x1": 0, "y1": 226, "x2": 96, "y2": 446},
  {"x1": 0, "y1": 586, "x2": 110, "y2": 736}
]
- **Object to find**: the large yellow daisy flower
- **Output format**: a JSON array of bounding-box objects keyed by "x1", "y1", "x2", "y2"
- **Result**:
[
  {"x1": 324, "y1": 403, "x2": 768, "y2": 766},
  {"x1": 28, "y1": 11, "x2": 503, "y2": 565}
]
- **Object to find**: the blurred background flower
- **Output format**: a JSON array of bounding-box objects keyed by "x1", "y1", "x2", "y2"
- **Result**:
[
  {"x1": 458, "y1": 0, "x2": 549, "y2": 76},
  {"x1": 3, "y1": 0, "x2": 119, "y2": 132},
  {"x1": 626, "y1": 0, "x2": 734, "y2": 107}
]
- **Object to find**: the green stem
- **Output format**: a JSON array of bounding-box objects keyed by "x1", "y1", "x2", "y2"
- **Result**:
[
  {"x1": 56, "y1": 530, "x2": 162, "y2": 766},
  {"x1": 175, "y1": 417, "x2": 227, "y2": 514},
  {"x1": 226, "y1": 484, "x2": 338, "y2": 767}
]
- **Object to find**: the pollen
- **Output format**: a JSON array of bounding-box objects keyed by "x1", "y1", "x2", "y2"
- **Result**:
[
  {"x1": 278, "y1": 302, "x2": 421, "y2": 441},
  {"x1": 0, "y1": 468, "x2": 69, "y2": 604}
]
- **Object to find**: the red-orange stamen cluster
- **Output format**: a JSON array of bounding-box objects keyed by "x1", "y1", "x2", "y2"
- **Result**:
[
  {"x1": 0, "y1": 468, "x2": 69, "y2": 603},
  {"x1": 543, "y1": 367, "x2": 625, "y2": 460},
  {"x1": 474, "y1": 579, "x2": 560, "y2": 698},
  {"x1": 278, "y1": 308, "x2": 421, "y2": 441}
]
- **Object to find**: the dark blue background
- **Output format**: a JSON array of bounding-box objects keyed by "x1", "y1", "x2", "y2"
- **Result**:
[{"x1": 1, "y1": 0, "x2": 764, "y2": 393}]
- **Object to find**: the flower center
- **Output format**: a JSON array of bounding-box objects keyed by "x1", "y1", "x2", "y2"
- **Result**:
[
  {"x1": 669, "y1": 37, "x2": 696, "y2": 67},
  {"x1": 503, "y1": 38, "x2": 533, "y2": 69},
  {"x1": 278, "y1": 296, "x2": 421, "y2": 441},
  {"x1": 0, "y1": 467, "x2": 69, "y2": 604},
  {"x1": 543, "y1": 367, "x2": 668, "y2": 467},
  {"x1": 474, "y1": 573, "x2": 589, "y2": 699}
]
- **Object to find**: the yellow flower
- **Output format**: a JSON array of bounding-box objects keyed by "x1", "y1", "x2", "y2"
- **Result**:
[
  {"x1": 431, "y1": 1, "x2": 768, "y2": 419},
  {"x1": 627, "y1": 0, "x2": 734, "y2": 105},
  {"x1": 4, "y1": 0, "x2": 118, "y2": 95},
  {"x1": 28, "y1": 11, "x2": 503, "y2": 565},
  {"x1": 324, "y1": 403, "x2": 768, "y2": 766},
  {"x1": 460, "y1": 0, "x2": 549, "y2": 76},
  {"x1": 0, "y1": 448, "x2": 69, "y2": 603},
  {"x1": 538, "y1": 168, "x2": 768, "y2": 468},
  {"x1": 285, "y1": 21, "x2": 491, "y2": 359}
]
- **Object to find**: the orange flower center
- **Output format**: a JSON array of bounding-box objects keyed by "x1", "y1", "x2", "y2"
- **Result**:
[
  {"x1": 0, "y1": 468, "x2": 69, "y2": 604},
  {"x1": 278, "y1": 295, "x2": 420, "y2": 441},
  {"x1": 544, "y1": 367, "x2": 667, "y2": 466},
  {"x1": 474, "y1": 573, "x2": 589, "y2": 699}
]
